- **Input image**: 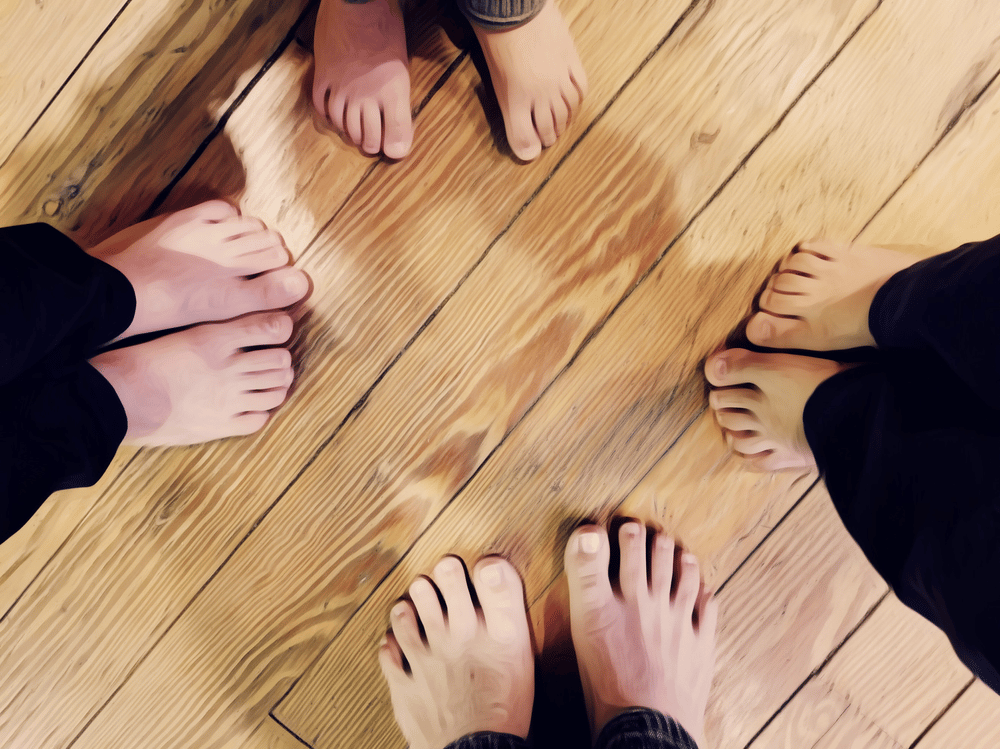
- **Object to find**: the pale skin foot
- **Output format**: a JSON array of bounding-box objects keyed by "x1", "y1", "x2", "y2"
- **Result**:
[
  {"x1": 565, "y1": 522, "x2": 718, "y2": 745},
  {"x1": 89, "y1": 312, "x2": 295, "y2": 446},
  {"x1": 89, "y1": 201, "x2": 310, "y2": 341},
  {"x1": 473, "y1": 0, "x2": 588, "y2": 161},
  {"x1": 746, "y1": 239, "x2": 919, "y2": 351},
  {"x1": 704, "y1": 348, "x2": 851, "y2": 470},
  {"x1": 313, "y1": 0, "x2": 413, "y2": 159},
  {"x1": 379, "y1": 556, "x2": 535, "y2": 749}
]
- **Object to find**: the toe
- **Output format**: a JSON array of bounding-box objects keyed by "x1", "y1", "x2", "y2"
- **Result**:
[
  {"x1": 191, "y1": 200, "x2": 240, "y2": 222},
  {"x1": 769, "y1": 270, "x2": 813, "y2": 295},
  {"x1": 391, "y1": 600, "x2": 424, "y2": 664},
  {"x1": 565, "y1": 525, "x2": 613, "y2": 613},
  {"x1": 708, "y1": 388, "x2": 760, "y2": 411},
  {"x1": 551, "y1": 95, "x2": 569, "y2": 137},
  {"x1": 378, "y1": 630, "x2": 406, "y2": 678},
  {"x1": 533, "y1": 100, "x2": 558, "y2": 149},
  {"x1": 240, "y1": 267, "x2": 311, "y2": 312},
  {"x1": 228, "y1": 411, "x2": 270, "y2": 436},
  {"x1": 672, "y1": 551, "x2": 701, "y2": 619},
  {"x1": 382, "y1": 94, "x2": 413, "y2": 159},
  {"x1": 361, "y1": 99, "x2": 383, "y2": 155},
  {"x1": 617, "y1": 522, "x2": 648, "y2": 603},
  {"x1": 703, "y1": 349, "x2": 758, "y2": 387},
  {"x1": 506, "y1": 102, "x2": 542, "y2": 161},
  {"x1": 726, "y1": 431, "x2": 771, "y2": 455},
  {"x1": 649, "y1": 533, "x2": 675, "y2": 598},
  {"x1": 433, "y1": 556, "x2": 476, "y2": 642},
  {"x1": 312, "y1": 80, "x2": 332, "y2": 123},
  {"x1": 238, "y1": 386, "x2": 289, "y2": 413},
  {"x1": 745, "y1": 312, "x2": 804, "y2": 349},
  {"x1": 473, "y1": 558, "x2": 530, "y2": 645},
  {"x1": 227, "y1": 228, "x2": 288, "y2": 260},
  {"x1": 409, "y1": 576, "x2": 446, "y2": 649},
  {"x1": 242, "y1": 366, "x2": 294, "y2": 392},
  {"x1": 694, "y1": 584, "x2": 718, "y2": 637},
  {"x1": 230, "y1": 312, "x2": 294, "y2": 351},
  {"x1": 345, "y1": 100, "x2": 364, "y2": 148},
  {"x1": 714, "y1": 410, "x2": 760, "y2": 432},
  {"x1": 238, "y1": 347, "x2": 292, "y2": 374}
]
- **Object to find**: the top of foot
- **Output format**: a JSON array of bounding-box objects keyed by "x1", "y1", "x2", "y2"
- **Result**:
[
  {"x1": 89, "y1": 201, "x2": 309, "y2": 341},
  {"x1": 379, "y1": 556, "x2": 535, "y2": 749},
  {"x1": 564, "y1": 522, "x2": 717, "y2": 745},
  {"x1": 312, "y1": 0, "x2": 413, "y2": 159},
  {"x1": 473, "y1": 0, "x2": 588, "y2": 162},
  {"x1": 746, "y1": 240, "x2": 919, "y2": 351}
]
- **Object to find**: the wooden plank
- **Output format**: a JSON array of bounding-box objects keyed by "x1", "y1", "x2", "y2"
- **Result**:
[
  {"x1": 0, "y1": 0, "x2": 127, "y2": 166},
  {"x1": 916, "y1": 681, "x2": 1000, "y2": 749},
  {"x1": 0, "y1": 0, "x2": 310, "y2": 243},
  {"x1": 238, "y1": 717, "x2": 309, "y2": 749},
  {"x1": 8, "y1": 0, "x2": 890, "y2": 746},
  {"x1": 746, "y1": 679, "x2": 852, "y2": 749}
]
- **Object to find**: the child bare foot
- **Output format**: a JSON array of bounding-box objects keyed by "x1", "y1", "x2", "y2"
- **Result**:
[
  {"x1": 746, "y1": 240, "x2": 919, "y2": 351},
  {"x1": 379, "y1": 556, "x2": 534, "y2": 749},
  {"x1": 312, "y1": 0, "x2": 412, "y2": 159},
  {"x1": 565, "y1": 523, "x2": 718, "y2": 745},
  {"x1": 89, "y1": 201, "x2": 309, "y2": 341},
  {"x1": 89, "y1": 312, "x2": 295, "y2": 446},
  {"x1": 473, "y1": 0, "x2": 588, "y2": 162},
  {"x1": 704, "y1": 348, "x2": 850, "y2": 470}
]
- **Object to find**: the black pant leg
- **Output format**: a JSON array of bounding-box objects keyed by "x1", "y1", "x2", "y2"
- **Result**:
[
  {"x1": 804, "y1": 354, "x2": 1000, "y2": 693},
  {"x1": 1, "y1": 223, "x2": 134, "y2": 542},
  {"x1": 594, "y1": 709, "x2": 699, "y2": 749},
  {"x1": 869, "y1": 235, "x2": 1000, "y2": 408},
  {"x1": 1, "y1": 223, "x2": 135, "y2": 385}
]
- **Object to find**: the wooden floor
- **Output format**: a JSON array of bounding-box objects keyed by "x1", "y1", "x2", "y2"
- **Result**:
[{"x1": 2, "y1": 0, "x2": 1000, "y2": 746}]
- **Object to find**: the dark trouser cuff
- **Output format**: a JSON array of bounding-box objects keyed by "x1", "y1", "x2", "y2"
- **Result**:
[
  {"x1": 595, "y1": 709, "x2": 699, "y2": 749},
  {"x1": 458, "y1": 0, "x2": 546, "y2": 30},
  {"x1": 444, "y1": 732, "x2": 531, "y2": 749}
]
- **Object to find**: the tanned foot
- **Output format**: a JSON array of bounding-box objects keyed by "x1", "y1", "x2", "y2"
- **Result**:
[
  {"x1": 704, "y1": 348, "x2": 850, "y2": 470},
  {"x1": 89, "y1": 201, "x2": 309, "y2": 341},
  {"x1": 379, "y1": 556, "x2": 535, "y2": 749},
  {"x1": 313, "y1": 0, "x2": 412, "y2": 158},
  {"x1": 746, "y1": 239, "x2": 919, "y2": 351},
  {"x1": 565, "y1": 523, "x2": 718, "y2": 746},
  {"x1": 89, "y1": 312, "x2": 295, "y2": 446},
  {"x1": 473, "y1": 0, "x2": 588, "y2": 162}
]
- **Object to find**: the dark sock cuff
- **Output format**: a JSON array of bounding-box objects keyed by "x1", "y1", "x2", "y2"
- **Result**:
[
  {"x1": 595, "y1": 708, "x2": 699, "y2": 749},
  {"x1": 458, "y1": 0, "x2": 545, "y2": 30},
  {"x1": 444, "y1": 731, "x2": 532, "y2": 749}
]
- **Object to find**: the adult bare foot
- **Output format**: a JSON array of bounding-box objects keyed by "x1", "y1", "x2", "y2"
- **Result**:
[
  {"x1": 379, "y1": 556, "x2": 535, "y2": 749},
  {"x1": 473, "y1": 0, "x2": 588, "y2": 161},
  {"x1": 704, "y1": 348, "x2": 851, "y2": 470},
  {"x1": 89, "y1": 312, "x2": 295, "y2": 446},
  {"x1": 89, "y1": 201, "x2": 309, "y2": 341},
  {"x1": 746, "y1": 239, "x2": 919, "y2": 351},
  {"x1": 565, "y1": 523, "x2": 718, "y2": 745},
  {"x1": 313, "y1": 0, "x2": 412, "y2": 159}
]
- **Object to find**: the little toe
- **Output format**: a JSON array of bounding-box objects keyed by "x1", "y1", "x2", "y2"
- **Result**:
[
  {"x1": 378, "y1": 630, "x2": 406, "y2": 678},
  {"x1": 239, "y1": 267, "x2": 310, "y2": 312},
  {"x1": 433, "y1": 556, "x2": 477, "y2": 641},
  {"x1": 473, "y1": 558, "x2": 530, "y2": 645},
  {"x1": 745, "y1": 312, "x2": 804, "y2": 349},
  {"x1": 228, "y1": 411, "x2": 270, "y2": 436},
  {"x1": 409, "y1": 576, "x2": 447, "y2": 648},
  {"x1": 617, "y1": 522, "x2": 648, "y2": 603},
  {"x1": 391, "y1": 600, "x2": 424, "y2": 663},
  {"x1": 649, "y1": 533, "x2": 675, "y2": 598},
  {"x1": 565, "y1": 525, "x2": 614, "y2": 612},
  {"x1": 361, "y1": 99, "x2": 384, "y2": 155}
]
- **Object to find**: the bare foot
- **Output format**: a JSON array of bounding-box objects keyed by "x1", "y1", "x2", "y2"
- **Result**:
[
  {"x1": 704, "y1": 348, "x2": 851, "y2": 470},
  {"x1": 473, "y1": 0, "x2": 588, "y2": 161},
  {"x1": 313, "y1": 0, "x2": 412, "y2": 159},
  {"x1": 89, "y1": 201, "x2": 309, "y2": 341},
  {"x1": 746, "y1": 239, "x2": 919, "y2": 351},
  {"x1": 89, "y1": 312, "x2": 295, "y2": 446},
  {"x1": 379, "y1": 556, "x2": 534, "y2": 749},
  {"x1": 565, "y1": 523, "x2": 717, "y2": 745}
]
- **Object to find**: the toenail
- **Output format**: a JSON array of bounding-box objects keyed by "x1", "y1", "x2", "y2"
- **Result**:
[
  {"x1": 284, "y1": 274, "x2": 307, "y2": 295},
  {"x1": 760, "y1": 321, "x2": 773, "y2": 338},
  {"x1": 579, "y1": 532, "x2": 600, "y2": 554},
  {"x1": 683, "y1": 553, "x2": 697, "y2": 564},
  {"x1": 716, "y1": 358, "x2": 728, "y2": 377},
  {"x1": 480, "y1": 562, "x2": 504, "y2": 588}
]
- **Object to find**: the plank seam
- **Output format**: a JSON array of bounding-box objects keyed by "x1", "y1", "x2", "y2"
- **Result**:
[{"x1": 906, "y1": 677, "x2": 976, "y2": 748}]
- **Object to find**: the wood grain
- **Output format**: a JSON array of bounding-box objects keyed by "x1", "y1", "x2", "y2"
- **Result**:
[{"x1": 916, "y1": 681, "x2": 1000, "y2": 749}]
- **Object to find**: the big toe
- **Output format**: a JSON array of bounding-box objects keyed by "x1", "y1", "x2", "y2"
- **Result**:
[
  {"x1": 745, "y1": 311, "x2": 807, "y2": 349},
  {"x1": 703, "y1": 348, "x2": 766, "y2": 388},
  {"x1": 565, "y1": 525, "x2": 614, "y2": 615},
  {"x1": 505, "y1": 102, "x2": 543, "y2": 162},
  {"x1": 473, "y1": 558, "x2": 531, "y2": 645}
]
